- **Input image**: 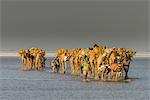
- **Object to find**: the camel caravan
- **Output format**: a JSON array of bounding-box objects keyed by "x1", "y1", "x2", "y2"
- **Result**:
[
  {"x1": 51, "y1": 44, "x2": 136, "y2": 82},
  {"x1": 18, "y1": 48, "x2": 46, "y2": 71},
  {"x1": 18, "y1": 44, "x2": 136, "y2": 82}
]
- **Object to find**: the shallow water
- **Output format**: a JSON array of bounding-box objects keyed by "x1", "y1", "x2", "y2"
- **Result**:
[{"x1": 0, "y1": 57, "x2": 149, "y2": 100}]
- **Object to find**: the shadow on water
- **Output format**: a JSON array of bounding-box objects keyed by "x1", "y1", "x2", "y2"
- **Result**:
[
  {"x1": 17, "y1": 65, "x2": 141, "y2": 84},
  {"x1": 127, "y1": 77, "x2": 140, "y2": 80}
]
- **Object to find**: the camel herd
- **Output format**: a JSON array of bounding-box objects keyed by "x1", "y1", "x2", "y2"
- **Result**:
[
  {"x1": 18, "y1": 48, "x2": 46, "y2": 71},
  {"x1": 18, "y1": 44, "x2": 136, "y2": 82}
]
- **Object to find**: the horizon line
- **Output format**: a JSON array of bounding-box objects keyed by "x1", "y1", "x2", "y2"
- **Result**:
[{"x1": 0, "y1": 52, "x2": 150, "y2": 58}]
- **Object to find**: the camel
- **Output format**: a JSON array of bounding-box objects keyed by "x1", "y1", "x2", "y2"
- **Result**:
[
  {"x1": 18, "y1": 50, "x2": 27, "y2": 66},
  {"x1": 88, "y1": 49, "x2": 97, "y2": 77},
  {"x1": 74, "y1": 50, "x2": 82, "y2": 76},
  {"x1": 18, "y1": 49, "x2": 36, "y2": 71},
  {"x1": 68, "y1": 48, "x2": 76, "y2": 75},
  {"x1": 69, "y1": 56, "x2": 75, "y2": 75},
  {"x1": 92, "y1": 46, "x2": 101, "y2": 65},
  {"x1": 29, "y1": 48, "x2": 37, "y2": 69},
  {"x1": 108, "y1": 48, "x2": 118, "y2": 66},
  {"x1": 88, "y1": 46, "x2": 100, "y2": 77},
  {"x1": 34, "y1": 49, "x2": 46, "y2": 70},
  {"x1": 104, "y1": 48, "x2": 123, "y2": 80},
  {"x1": 28, "y1": 48, "x2": 46, "y2": 70},
  {"x1": 74, "y1": 48, "x2": 89, "y2": 76},
  {"x1": 56, "y1": 48, "x2": 68, "y2": 74},
  {"x1": 60, "y1": 53, "x2": 68, "y2": 74},
  {"x1": 95, "y1": 47, "x2": 105, "y2": 79},
  {"x1": 18, "y1": 48, "x2": 46, "y2": 71},
  {"x1": 35, "y1": 52, "x2": 42, "y2": 70},
  {"x1": 25, "y1": 50, "x2": 35, "y2": 70}
]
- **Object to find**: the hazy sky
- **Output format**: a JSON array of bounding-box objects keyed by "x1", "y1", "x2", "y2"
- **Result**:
[{"x1": 1, "y1": 0, "x2": 149, "y2": 52}]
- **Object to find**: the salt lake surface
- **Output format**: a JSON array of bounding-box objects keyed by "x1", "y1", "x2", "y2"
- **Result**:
[{"x1": 0, "y1": 57, "x2": 149, "y2": 100}]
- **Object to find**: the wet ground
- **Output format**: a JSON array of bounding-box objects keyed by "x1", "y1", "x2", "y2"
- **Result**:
[{"x1": 0, "y1": 57, "x2": 149, "y2": 100}]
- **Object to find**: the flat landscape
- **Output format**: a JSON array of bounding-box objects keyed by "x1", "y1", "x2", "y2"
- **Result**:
[{"x1": 0, "y1": 57, "x2": 149, "y2": 100}]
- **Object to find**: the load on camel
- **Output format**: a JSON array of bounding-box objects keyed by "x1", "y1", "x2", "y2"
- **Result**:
[
  {"x1": 51, "y1": 44, "x2": 136, "y2": 81},
  {"x1": 18, "y1": 48, "x2": 46, "y2": 71}
]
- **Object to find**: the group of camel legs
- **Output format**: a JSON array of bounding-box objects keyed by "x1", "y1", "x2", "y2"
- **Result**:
[
  {"x1": 18, "y1": 48, "x2": 46, "y2": 71},
  {"x1": 51, "y1": 44, "x2": 136, "y2": 81}
]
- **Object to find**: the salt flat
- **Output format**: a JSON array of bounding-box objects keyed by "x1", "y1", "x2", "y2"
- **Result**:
[{"x1": 0, "y1": 57, "x2": 149, "y2": 100}]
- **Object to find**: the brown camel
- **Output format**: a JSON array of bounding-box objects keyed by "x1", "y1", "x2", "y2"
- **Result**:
[
  {"x1": 56, "y1": 48, "x2": 68, "y2": 74},
  {"x1": 18, "y1": 50, "x2": 27, "y2": 66}
]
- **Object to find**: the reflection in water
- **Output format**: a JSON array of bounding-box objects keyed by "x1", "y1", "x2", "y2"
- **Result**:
[{"x1": 0, "y1": 57, "x2": 149, "y2": 100}]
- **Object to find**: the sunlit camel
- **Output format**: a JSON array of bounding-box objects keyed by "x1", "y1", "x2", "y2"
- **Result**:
[{"x1": 56, "y1": 48, "x2": 68, "y2": 74}]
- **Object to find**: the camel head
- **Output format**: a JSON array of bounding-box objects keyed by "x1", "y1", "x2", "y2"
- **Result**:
[
  {"x1": 18, "y1": 50, "x2": 23, "y2": 55},
  {"x1": 128, "y1": 50, "x2": 136, "y2": 57},
  {"x1": 18, "y1": 49, "x2": 26, "y2": 56},
  {"x1": 125, "y1": 49, "x2": 136, "y2": 57},
  {"x1": 56, "y1": 49, "x2": 62, "y2": 56}
]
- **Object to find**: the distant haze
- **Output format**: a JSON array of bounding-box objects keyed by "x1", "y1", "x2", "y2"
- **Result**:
[{"x1": 1, "y1": 0, "x2": 149, "y2": 52}]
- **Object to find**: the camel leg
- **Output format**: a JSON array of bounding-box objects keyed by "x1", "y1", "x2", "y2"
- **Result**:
[
  {"x1": 116, "y1": 71, "x2": 122, "y2": 80},
  {"x1": 60, "y1": 62, "x2": 64, "y2": 74},
  {"x1": 22, "y1": 57, "x2": 27, "y2": 70},
  {"x1": 39, "y1": 61, "x2": 42, "y2": 70},
  {"x1": 90, "y1": 62, "x2": 95, "y2": 77},
  {"x1": 22, "y1": 58, "x2": 25, "y2": 65},
  {"x1": 35, "y1": 61, "x2": 38, "y2": 70},
  {"x1": 32, "y1": 58, "x2": 34, "y2": 70},
  {"x1": 114, "y1": 72, "x2": 117, "y2": 80},
  {"x1": 22, "y1": 61, "x2": 27, "y2": 71},
  {"x1": 32, "y1": 61, "x2": 35, "y2": 70},
  {"x1": 27, "y1": 59, "x2": 31, "y2": 70},
  {"x1": 107, "y1": 72, "x2": 111, "y2": 80},
  {"x1": 111, "y1": 71, "x2": 115, "y2": 80},
  {"x1": 101, "y1": 70, "x2": 104, "y2": 80},
  {"x1": 59, "y1": 62, "x2": 62, "y2": 73},
  {"x1": 37, "y1": 60, "x2": 41, "y2": 70},
  {"x1": 100, "y1": 71, "x2": 103, "y2": 80},
  {"x1": 61, "y1": 62, "x2": 65, "y2": 74},
  {"x1": 116, "y1": 72, "x2": 118, "y2": 80},
  {"x1": 29, "y1": 59, "x2": 33, "y2": 70},
  {"x1": 118, "y1": 72, "x2": 123, "y2": 80},
  {"x1": 83, "y1": 70, "x2": 88, "y2": 81},
  {"x1": 36, "y1": 61, "x2": 39, "y2": 70},
  {"x1": 76, "y1": 63, "x2": 80, "y2": 76},
  {"x1": 91, "y1": 67, "x2": 95, "y2": 77},
  {"x1": 70, "y1": 62, "x2": 74, "y2": 75},
  {"x1": 64, "y1": 61, "x2": 67, "y2": 74},
  {"x1": 94, "y1": 66, "x2": 100, "y2": 80}
]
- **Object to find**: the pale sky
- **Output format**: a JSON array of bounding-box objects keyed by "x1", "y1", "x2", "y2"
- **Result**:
[{"x1": 1, "y1": 0, "x2": 149, "y2": 52}]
